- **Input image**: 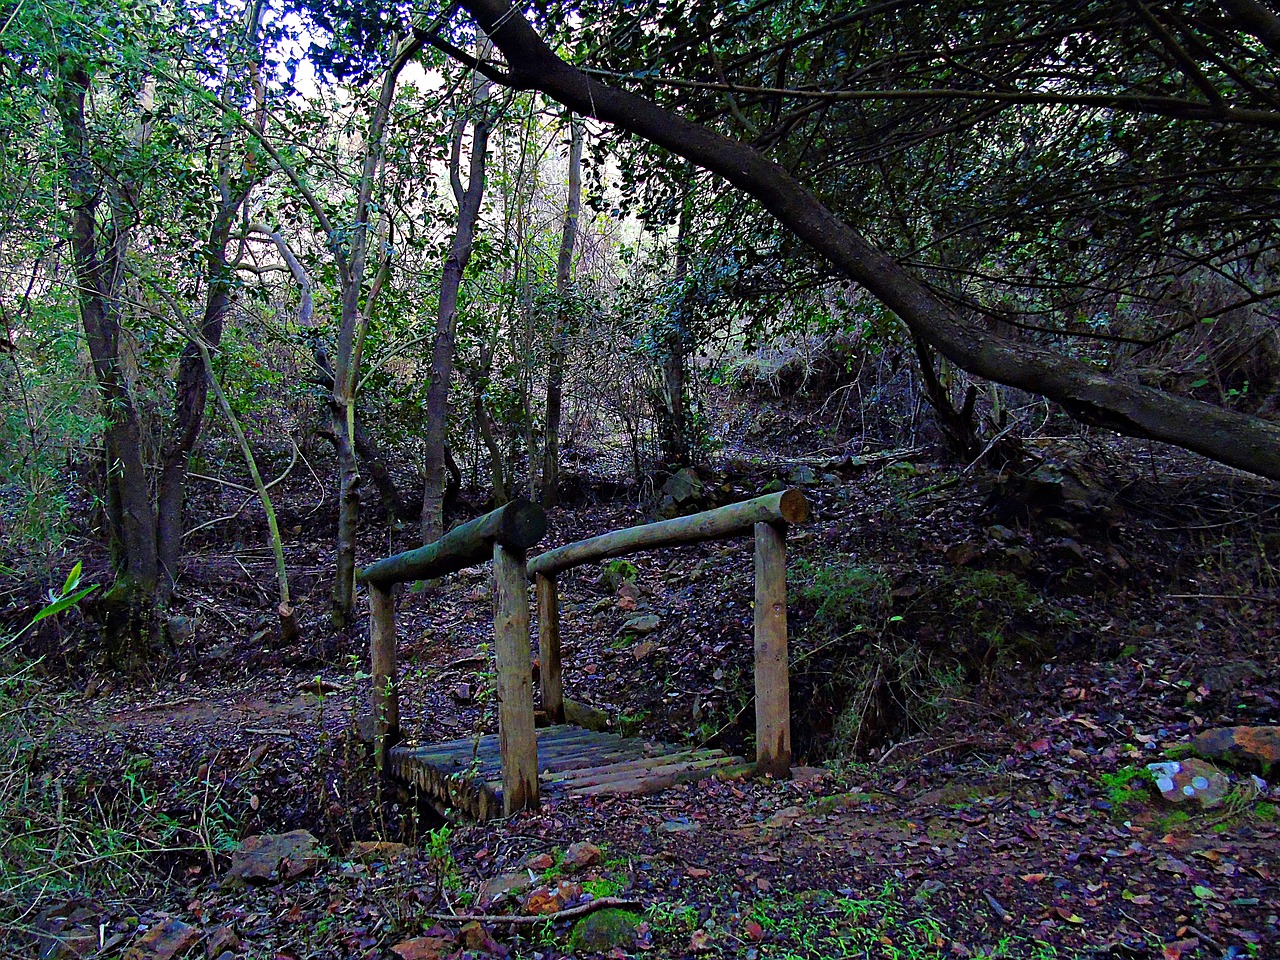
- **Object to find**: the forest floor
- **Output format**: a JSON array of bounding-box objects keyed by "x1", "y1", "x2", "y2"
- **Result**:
[{"x1": 4, "y1": 403, "x2": 1280, "y2": 960}]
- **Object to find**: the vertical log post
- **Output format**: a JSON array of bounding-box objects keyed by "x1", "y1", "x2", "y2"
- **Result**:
[
  {"x1": 753, "y1": 521, "x2": 791, "y2": 778},
  {"x1": 369, "y1": 582, "x2": 400, "y2": 770},
  {"x1": 536, "y1": 572, "x2": 564, "y2": 723},
  {"x1": 494, "y1": 543, "x2": 539, "y2": 814}
]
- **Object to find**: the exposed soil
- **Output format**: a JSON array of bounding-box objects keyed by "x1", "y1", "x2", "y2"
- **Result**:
[{"x1": 5, "y1": 416, "x2": 1280, "y2": 959}]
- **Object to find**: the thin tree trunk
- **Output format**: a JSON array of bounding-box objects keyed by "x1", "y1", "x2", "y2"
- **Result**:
[
  {"x1": 542, "y1": 115, "x2": 583, "y2": 508},
  {"x1": 472, "y1": 327, "x2": 509, "y2": 505},
  {"x1": 422, "y1": 53, "x2": 493, "y2": 542},
  {"x1": 657, "y1": 169, "x2": 695, "y2": 468},
  {"x1": 55, "y1": 57, "x2": 159, "y2": 667},
  {"x1": 329, "y1": 36, "x2": 424, "y2": 627}
]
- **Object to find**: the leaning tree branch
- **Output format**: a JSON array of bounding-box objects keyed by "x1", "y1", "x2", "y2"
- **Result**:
[{"x1": 446, "y1": 0, "x2": 1280, "y2": 481}]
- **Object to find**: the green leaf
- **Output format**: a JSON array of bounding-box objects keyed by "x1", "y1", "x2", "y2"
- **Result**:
[
  {"x1": 62, "y1": 560, "x2": 83, "y2": 595},
  {"x1": 31, "y1": 585, "x2": 98, "y2": 624}
]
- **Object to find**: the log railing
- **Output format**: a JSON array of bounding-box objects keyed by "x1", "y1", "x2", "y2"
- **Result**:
[
  {"x1": 527, "y1": 488, "x2": 809, "y2": 778},
  {"x1": 359, "y1": 499, "x2": 547, "y2": 815}
]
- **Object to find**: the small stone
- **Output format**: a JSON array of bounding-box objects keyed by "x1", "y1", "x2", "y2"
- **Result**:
[
  {"x1": 225, "y1": 830, "x2": 323, "y2": 888},
  {"x1": 660, "y1": 819, "x2": 701, "y2": 834},
  {"x1": 166, "y1": 616, "x2": 195, "y2": 645},
  {"x1": 944, "y1": 542, "x2": 981, "y2": 566},
  {"x1": 205, "y1": 925, "x2": 238, "y2": 957},
  {"x1": 450, "y1": 683, "x2": 473, "y2": 704},
  {"x1": 477, "y1": 871, "x2": 535, "y2": 908},
  {"x1": 633, "y1": 641, "x2": 656, "y2": 661},
  {"x1": 458, "y1": 922, "x2": 500, "y2": 954},
  {"x1": 662, "y1": 468, "x2": 705, "y2": 504},
  {"x1": 788, "y1": 465, "x2": 818, "y2": 486},
  {"x1": 562, "y1": 841, "x2": 602, "y2": 870},
  {"x1": 524, "y1": 852, "x2": 555, "y2": 871},
  {"x1": 122, "y1": 918, "x2": 200, "y2": 960},
  {"x1": 523, "y1": 879, "x2": 583, "y2": 914},
  {"x1": 391, "y1": 935, "x2": 453, "y2": 960},
  {"x1": 1192, "y1": 726, "x2": 1280, "y2": 770},
  {"x1": 618, "y1": 614, "x2": 661, "y2": 636},
  {"x1": 349, "y1": 840, "x2": 411, "y2": 863},
  {"x1": 1147, "y1": 759, "x2": 1230, "y2": 808}
]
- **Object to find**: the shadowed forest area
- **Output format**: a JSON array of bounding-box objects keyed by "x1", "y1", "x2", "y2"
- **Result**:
[{"x1": 3, "y1": 0, "x2": 1280, "y2": 957}]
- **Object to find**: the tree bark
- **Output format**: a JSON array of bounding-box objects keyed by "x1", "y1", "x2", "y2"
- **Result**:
[
  {"x1": 656, "y1": 168, "x2": 696, "y2": 468},
  {"x1": 155, "y1": 204, "x2": 235, "y2": 599},
  {"x1": 542, "y1": 114, "x2": 583, "y2": 507},
  {"x1": 422, "y1": 57, "x2": 493, "y2": 542},
  {"x1": 445, "y1": 0, "x2": 1280, "y2": 482},
  {"x1": 55, "y1": 57, "x2": 159, "y2": 667}
]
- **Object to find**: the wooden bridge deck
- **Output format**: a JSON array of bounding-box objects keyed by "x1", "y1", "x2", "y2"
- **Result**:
[{"x1": 388, "y1": 724, "x2": 746, "y2": 820}]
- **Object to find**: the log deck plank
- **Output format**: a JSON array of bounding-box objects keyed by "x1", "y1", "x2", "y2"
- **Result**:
[{"x1": 388, "y1": 725, "x2": 743, "y2": 820}]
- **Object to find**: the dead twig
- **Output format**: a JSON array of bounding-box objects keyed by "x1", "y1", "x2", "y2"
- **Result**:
[{"x1": 422, "y1": 897, "x2": 643, "y2": 926}]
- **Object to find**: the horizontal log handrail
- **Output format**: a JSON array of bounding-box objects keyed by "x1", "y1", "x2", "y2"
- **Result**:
[
  {"x1": 360, "y1": 499, "x2": 546, "y2": 586},
  {"x1": 362, "y1": 499, "x2": 546, "y2": 816},
  {"x1": 527, "y1": 488, "x2": 808, "y2": 579},
  {"x1": 529, "y1": 488, "x2": 809, "y2": 778}
]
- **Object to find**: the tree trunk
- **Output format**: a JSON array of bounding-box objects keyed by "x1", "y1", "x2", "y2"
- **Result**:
[
  {"x1": 472, "y1": 328, "x2": 509, "y2": 506},
  {"x1": 912, "y1": 335, "x2": 979, "y2": 461},
  {"x1": 656, "y1": 169, "x2": 696, "y2": 469},
  {"x1": 154, "y1": 206, "x2": 234, "y2": 599},
  {"x1": 422, "y1": 60, "x2": 493, "y2": 542},
  {"x1": 542, "y1": 115, "x2": 583, "y2": 508},
  {"x1": 55, "y1": 58, "x2": 159, "y2": 667},
  {"x1": 452, "y1": 0, "x2": 1280, "y2": 483}
]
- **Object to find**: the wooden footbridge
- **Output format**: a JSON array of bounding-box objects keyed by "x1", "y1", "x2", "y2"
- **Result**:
[{"x1": 359, "y1": 488, "x2": 809, "y2": 820}]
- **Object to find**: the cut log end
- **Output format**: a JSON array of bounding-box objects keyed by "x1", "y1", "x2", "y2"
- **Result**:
[
  {"x1": 497, "y1": 498, "x2": 549, "y2": 550},
  {"x1": 778, "y1": 488, "x2": 810, "y2": 524}
]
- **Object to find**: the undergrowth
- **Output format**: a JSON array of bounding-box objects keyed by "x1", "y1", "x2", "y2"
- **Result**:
[
  {"x1": 1, "y1": 567, "x2": 241, "y2": 945},
  {"x1": 792, "y1": 556, "x2": 1074, "y2": 759},
  {"x1": 643, "y1": 880, "x2": 1087, "y2": 958}
]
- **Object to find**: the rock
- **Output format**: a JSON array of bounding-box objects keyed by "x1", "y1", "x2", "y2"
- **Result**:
[
  {"x1": 618, "y1": 614, "x2": 661, "y2": 636},
  {"x1": 458, "y1": 922, "x2": 502, "y2": 954},
  {"x1": 562, "y1": 841, "x2": 602, "y2": 870},
  {"x1": 32, "y1": 901, "x2": 103, "y2": 959},
  {"x1": 788, "y1": 464, "x2": 818, "y2": 486},
  {"x1": 567, "y1": 908, "x2": 642, "y2": 954},
  {"x1": 204, "y1": 925, "x2": 238, "y2": 957},
  {"x1": 298, "y1": 677, "x2": 345, "y2": 695},
  {"x1": 477, "y1": 870, "x2": 535, "y2": 908},
  {"x1": 1192, "y1": 726, "x2": 1280, "y2": 770},
  {"x1": 986, "y1": 524, "x2": 1018, "y2": 542},
  {"x1": 1147, "y1": 759, "x2": 1231, "y2": 808},
  {"x1": 166, "y1": 615, "x2": 195, "y2": 645},
  {"x1": 564, "y1": 699, "x2": 611, "y2": 732},
  {"x1": 450, "y1": 683, "x2": 474, "y2": 704},
  {"x1": 663, "y1": 468, "x2": 704, "y2": 504},
  {"x1": 122, "y1": 918, "x2": 200, "y2": 960},
  {"x1": 391, "y1": 935, "x2": 454, "y2": 960},
  {"x1": 349, "y1": 840, "x2": 411, "y2": 863},
  {"x1": 523, "y1": 879, "x2": 583, "y2": 914},
  {"x1": 660, "y1": 819, "x2": 700, "y2": 833},
  {"x1": 944, "y1": 542, "x2": 982, "y2": 566},
  {"x1": 524, "y1": 852, "x2": 555, "y2": 871},
  {"x1": 617, "y1": 582, "x2": 641, "y2": 602},
  {"x1": 633, "y1": 641, "x2": 656, "y2": 661},
  {"x1": 224, "y1": 830, "x2": 323, "y2": 888}
]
